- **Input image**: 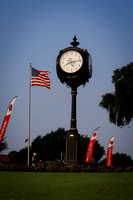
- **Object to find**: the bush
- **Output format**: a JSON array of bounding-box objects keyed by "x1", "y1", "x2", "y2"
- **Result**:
[{"x1": 0, "y1": 161, "x2": 133, "y2": 172}]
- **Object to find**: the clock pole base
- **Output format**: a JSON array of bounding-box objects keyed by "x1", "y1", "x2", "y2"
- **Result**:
[{"x1": 66, "y1": 129, "x2": 80, "y2": 166}]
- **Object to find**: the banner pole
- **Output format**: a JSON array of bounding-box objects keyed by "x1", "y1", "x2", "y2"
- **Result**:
[{"x1": 28, "y1": 63, "x2": 32, "y2": 166}]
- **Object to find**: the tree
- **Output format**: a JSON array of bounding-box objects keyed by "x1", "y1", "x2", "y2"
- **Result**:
[
  {"x1": 0, "y1": 137, "x2": 8, "y2": 153},
  {"x1": 31, "y1": 128, "x2": 105, "y2": 164},
  {"x1": 31, "y1": 135, "x2": 42, "y2": 160},
  {"x1": 112, "y1": 152, "x2": 133, "y2": 167},
  {"x1": 8, "y1": 128, "x2": 105, "y2": 165},
  {"x1": 31, "y1": 128, "x2": 68, "y2": 162},
  {"x1": 100, "y1": 152, "x2": 133, "y2": 167},
  {"x1": 8, "y1": 148, "x2": 28, "y2": 165},
  {"x1": 99, "y1": 62, "x2": 133, "y2": 127},
  {"x1": 8, "y1": 151, "x2": 18, "y2": 164}
]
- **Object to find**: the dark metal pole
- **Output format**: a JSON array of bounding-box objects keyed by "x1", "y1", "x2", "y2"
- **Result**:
[
  {"x1": 66, "y1": 86, "x2": 80, "y2": 166},
  {"x1": 70, "y1": 87, "x2": 77, "y2": 131}
]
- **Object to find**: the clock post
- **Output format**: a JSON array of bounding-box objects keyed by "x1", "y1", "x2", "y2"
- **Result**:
[
  {"x1": 66, "y1": 85, "x2": 80, "y2": 166},
  {"x1": 56, "y1": 35, "x2": 92, "y2": 166},
  {"x1": 70, "y1": 87, "x2": 77, "y2": 130}
]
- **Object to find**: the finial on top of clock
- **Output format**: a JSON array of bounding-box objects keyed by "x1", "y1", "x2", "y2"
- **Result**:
[{"x1": 70, "y1": 35, "x2": 80, "y2": 47}]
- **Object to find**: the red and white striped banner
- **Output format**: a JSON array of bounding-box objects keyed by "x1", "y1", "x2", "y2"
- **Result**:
[
  {"x1": 85, "y1": 127, "x2": 100, "y2": 163},
  {"x1": 106, "y1": 136, "x2": 115, "y2": 167},
  {"x1": 0, "y1": 96, "x2": 17, "y2": 143}
]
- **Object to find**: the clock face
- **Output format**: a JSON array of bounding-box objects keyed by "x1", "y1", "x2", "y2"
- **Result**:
[{"x1": 59, "y1": 50, "x2": 83, "y2": 73}]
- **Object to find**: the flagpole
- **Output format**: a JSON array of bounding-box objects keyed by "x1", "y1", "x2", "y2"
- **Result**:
[{"x1": 28, "y1": 63, "x2": 32, "y2": 166}]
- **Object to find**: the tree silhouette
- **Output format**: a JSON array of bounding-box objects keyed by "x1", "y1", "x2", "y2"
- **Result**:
[
  {"x1": 8, "y1": 128, "x2": 105, "y2": 164},
  {"x1": 0, "y1": 137, "x2": 8, "y2": 153},
  {"x1": 99, "y1": 62, "x2": 133, "y2": 127}
]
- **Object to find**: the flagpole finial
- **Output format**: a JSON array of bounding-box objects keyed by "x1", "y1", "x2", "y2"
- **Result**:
[{"x1": 29, "y1": 62, "x2": 31, "y2": 65}]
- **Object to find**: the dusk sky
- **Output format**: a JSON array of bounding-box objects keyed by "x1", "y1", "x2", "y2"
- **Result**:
[{"x1": 0, "y1": 0, "x2": 133, "y2": 159}]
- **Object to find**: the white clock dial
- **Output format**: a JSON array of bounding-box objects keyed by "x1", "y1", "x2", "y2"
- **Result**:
[{"x1": 60, "y1": 50, "x2": 83, "y2": 73}]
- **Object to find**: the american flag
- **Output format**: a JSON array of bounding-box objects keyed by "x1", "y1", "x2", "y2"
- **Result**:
[{"x1": 31, "y1": 67, "x2": 50, "y2": 89}]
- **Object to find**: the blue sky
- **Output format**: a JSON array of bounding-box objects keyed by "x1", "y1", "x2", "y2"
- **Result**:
[{"x1": 0, "y1": 0, "x2": 133, "y2": 159}]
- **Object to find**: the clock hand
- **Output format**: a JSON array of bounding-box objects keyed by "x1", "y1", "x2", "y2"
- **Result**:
[
  {"x1": 71, "y1": 62, "x2": 74, "y2": 67},
  {"x1": 70, "y1": 60, "x2": 82, "y2": 67},
  {"x1": 63, "y1": 60, "x2": 81, "y2": 67},
  {"x1": 71, "y1": 60, "x2": 81, "y2": 63}
]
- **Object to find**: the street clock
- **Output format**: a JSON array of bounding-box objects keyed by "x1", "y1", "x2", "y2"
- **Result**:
[
  {"x1": 56, "y1": 36, "x2": 92, "y2": 166},
  {"x1": 56, "y1": 35, "x2": 92, "y2": 88}
]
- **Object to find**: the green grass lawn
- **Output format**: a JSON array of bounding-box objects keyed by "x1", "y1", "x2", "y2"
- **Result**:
[{"x1": 0, "y1": 171, "x2": 133, "y2": 200}]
